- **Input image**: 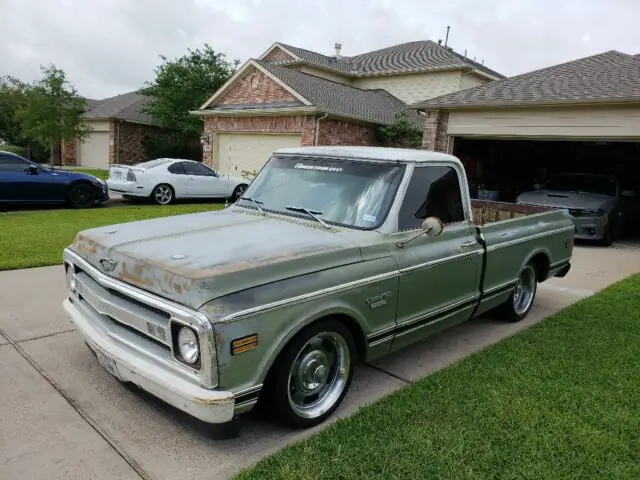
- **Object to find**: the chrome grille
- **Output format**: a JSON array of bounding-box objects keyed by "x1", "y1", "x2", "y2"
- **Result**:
[{"x1": 64, "y1": 248, "x2": 218, "y2": 388}]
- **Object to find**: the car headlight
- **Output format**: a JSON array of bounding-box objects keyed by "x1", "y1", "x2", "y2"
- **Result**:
[
  {"x1": 177, "y1": 327, "x2": 199, "y2": 364},
  {"x1": 578, "y1": 208, "x2": 605, "y2": 217}
]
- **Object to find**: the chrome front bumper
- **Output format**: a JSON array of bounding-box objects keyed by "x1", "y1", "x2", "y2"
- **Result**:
[{"x1": 64, "y1": 298, "x2": 236, "y2": 424}]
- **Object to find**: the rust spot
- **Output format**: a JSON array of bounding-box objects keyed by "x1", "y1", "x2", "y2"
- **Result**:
[
  {"x1": 191, "y1": 394, "x2": 235, "y2": 406},
  {"x1": 73, "y1": 233, "x2": 100, "y2": 256},
  {"x1": 471, "y1": 199, "x2": 550, "y2": 225},
  {"x1": 116, "y1": 261, "x2": 154, "y2": 287}
]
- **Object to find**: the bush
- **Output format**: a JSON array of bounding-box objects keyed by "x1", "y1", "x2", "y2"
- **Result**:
[
  {"x1": 0, "y1": 144, "x2": 27, "y2": 157},
  {"x1": 374, "y1": 112, "x2": 422, "y2": 148}
]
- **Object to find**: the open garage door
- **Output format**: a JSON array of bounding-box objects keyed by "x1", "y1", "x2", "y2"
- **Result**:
[
  {"x1": 78, "y1": 132, "x2": 110, "y2": 168},
  {"x1": 216, "y1": 133, "x2": 302, "y2": 177}
]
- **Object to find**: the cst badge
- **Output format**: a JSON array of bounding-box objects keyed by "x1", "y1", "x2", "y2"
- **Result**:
[{"x1": 366, "y1": 291, "x2": 391, "y2": 309}]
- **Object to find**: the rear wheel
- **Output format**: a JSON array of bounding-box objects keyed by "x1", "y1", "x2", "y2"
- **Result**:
[
  {"x1": 265, "y1": 320, "x2": 356, "y2": 429},
  {"x1": 67, "y1": 183, "x2": 96, "y2": 209},
  {"x1": 151, "y1": 184, "x2": 174, "y2": 205},
  {"x1": 230, "y1": 184, "x2": 248, "y2": 202},
  {"x1": 496, "y1": 263, "x2": 537, "y2": 322}
]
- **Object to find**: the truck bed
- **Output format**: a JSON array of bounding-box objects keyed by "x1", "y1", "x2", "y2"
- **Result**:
[{"x1": 471, "y1": 199, "x2": 553, "y2": 225}]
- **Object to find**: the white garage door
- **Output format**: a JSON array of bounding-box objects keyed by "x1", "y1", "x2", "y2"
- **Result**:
[
  {"x1": 78, "y1": 132, "x2": 110, "y2": 168},
  {"x1": 217, "y1": 133, "x2": 302, "y2": 176}
]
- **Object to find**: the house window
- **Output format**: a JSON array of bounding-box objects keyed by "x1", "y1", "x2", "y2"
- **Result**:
[{"x1": 397, "y1": 166, "x2": 465, "y2": 231}]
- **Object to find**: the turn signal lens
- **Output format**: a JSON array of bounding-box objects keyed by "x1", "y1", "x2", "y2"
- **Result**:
[{"x1": 231, "y1": 334, "x2": 258, "y2": 355}]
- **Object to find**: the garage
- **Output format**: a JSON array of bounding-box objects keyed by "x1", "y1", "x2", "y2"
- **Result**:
[
  {"x1": 77, "y1": 128, "x2": 110, "y2": 169},
  {"x1": 216, "y1": 133, "x2": 302, "y2": 177},
  {"x1": 413, "y1": 49, "x2": 640, "y2": 243}
]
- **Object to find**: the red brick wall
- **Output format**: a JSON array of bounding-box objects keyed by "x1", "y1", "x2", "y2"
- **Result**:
[
  {"x1": 109, "y1": 120, "x2": 165, "y2": 165},
  {"x1": 421, "y1": 110, "x2": 449, "y2": 152},
  {"x1": 262, "y1": 48, "x2": 295, "y2": 62},
  {"x1": 61, "y1": 138, "x2": 77, "y2": 165},
  {"x1": 316, "y1": 118, "x2": 376, "y2": 146},
  {"x1": 219, "y1": 68, "x2": 297, "y2": 105}
]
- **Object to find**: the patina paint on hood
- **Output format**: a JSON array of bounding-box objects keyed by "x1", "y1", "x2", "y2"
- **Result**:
[
  {"x1": 517, "y1": 190, "x2": 615, "y2": 210},
  {"x1": 69, "y1": 207, "x2": 363, "y2": 309}
]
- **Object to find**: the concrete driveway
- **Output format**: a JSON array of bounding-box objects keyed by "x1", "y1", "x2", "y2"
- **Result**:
[{"x1": 1, "y1": 244, "x2": 639, "y2": 480}]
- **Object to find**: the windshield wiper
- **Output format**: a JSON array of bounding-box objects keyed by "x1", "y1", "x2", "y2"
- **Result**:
[
  {"x1": 285, "y1": 205, "x2": 329, "y2": 228},
  {"x1": 239, "y1": 196, "x2": 265, "y2": 215}
]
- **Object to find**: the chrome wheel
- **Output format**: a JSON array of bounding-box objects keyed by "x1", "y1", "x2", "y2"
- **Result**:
[
  {"x1": 512, "y1": 265, "x2": 536, "y2": 316},
  {"x1": 153, "y1": 185, "x2": 173, "y2": 205},
  {"x1": 287, "y1": 331, "x2": 351, "y2": 419}
]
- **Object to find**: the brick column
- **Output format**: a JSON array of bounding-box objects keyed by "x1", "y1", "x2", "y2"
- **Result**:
[
  {"x1": 61, "y1": 137, "x2": 77, "y2": 165},
  {"x1": 421, "y1": 110, "x2": 450, "y2": 153}
]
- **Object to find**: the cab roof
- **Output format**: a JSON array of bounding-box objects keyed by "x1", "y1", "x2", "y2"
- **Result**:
[{"x1": 272, "y1": 146, "x2": 460, "y2": 165}]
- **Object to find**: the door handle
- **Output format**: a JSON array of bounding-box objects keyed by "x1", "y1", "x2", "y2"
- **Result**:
[{"x1": 460, "y1": 241, "x2": 477, "y2": 249}]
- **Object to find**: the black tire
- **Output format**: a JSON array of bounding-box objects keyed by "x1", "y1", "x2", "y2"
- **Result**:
[
  {"x1": 151, "y1": 184, "x2": 174, "y2": 205},
  {"x1": 230, "y1": 183, "x2": 248, "y2": 202},
  {"x1": 264, "y1": 319, "x2": 356, "y2": 429},
  {"x1": 495, "y1": 262, "x2": 538, "y2": 323},
  {"x1": 67, "y1": 183, "x2": 96, "y2": 209}
]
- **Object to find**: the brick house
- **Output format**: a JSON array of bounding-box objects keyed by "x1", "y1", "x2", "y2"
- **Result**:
[
  {"x1": 62, "y1": 91, "x2": 165, "y2": 168},
  {"x1": 193, "y1": 40, "x2": 503, "y2": 176}
]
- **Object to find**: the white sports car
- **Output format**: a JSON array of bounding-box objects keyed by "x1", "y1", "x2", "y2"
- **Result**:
[{"x1": 106, "y1": 158, "x2": 250, "y2": 205}]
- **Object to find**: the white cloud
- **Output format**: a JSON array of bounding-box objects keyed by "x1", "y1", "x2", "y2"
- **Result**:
[{"x1": 1, "y1": 0, "x2": 638, "y2": 99}]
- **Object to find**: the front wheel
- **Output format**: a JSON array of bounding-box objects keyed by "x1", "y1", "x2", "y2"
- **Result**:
[
  {"x1": 230, "y1": 183, "x2": 248, "y2": 202},
  {"x1": 265, "y1": 320, "x2": 356, "y2": 429},
  {"x1": 496, "y1": 263, "x2": 537, "y2": 322},
  {"x1": 151, "y1": 184, "x2": 174, "y2": 205},
  {"x1": 67, "y1": 183, "x2": 96, "y2": 209},
  {"x1": 598, "y1": 215, "x2": 615, "y2": 247}
]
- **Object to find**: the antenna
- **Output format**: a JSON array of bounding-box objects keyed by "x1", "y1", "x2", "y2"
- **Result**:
[
  {"x1": 444, "y1": 25, "x2": 450, "y2": 47},
  {"x1": 464, "y1": 49, "x2": 467, "y2": 58}
]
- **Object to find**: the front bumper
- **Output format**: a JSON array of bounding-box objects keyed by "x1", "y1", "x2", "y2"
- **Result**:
[
  {"x1": 570, "y1": 215, "x2": 608, "y2": 240},
  {"x1": 63, "y1": 298, "x2": 236, "y2": 424}
]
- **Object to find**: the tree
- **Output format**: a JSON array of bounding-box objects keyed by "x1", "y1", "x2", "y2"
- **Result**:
[
  {"x1": 0, "y1": 75, "x2": 30, "y2": 145},
  {"x1": 374, "y1": 112, "x2": 423, "y2": 148},
  {"x1": 140, "y1": 44, "x2": 240, "y2": 144},
  {"x1": 15, "y1": 65, "x2": 92, "y2": 166}
]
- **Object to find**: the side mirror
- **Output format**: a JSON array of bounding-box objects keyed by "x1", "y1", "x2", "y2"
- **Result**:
[
  {"x1": 621, "y1": 190, "x2": 636, "y2": 198},
  {"x1": 27, "y1": 166, "x2": 39, "y2": 175},
  {"x1": 421, "y1": 216, "x2": 444, "y2": 237}
]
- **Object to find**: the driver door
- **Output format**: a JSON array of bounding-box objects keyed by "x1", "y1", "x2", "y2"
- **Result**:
[
  {"x1": 0, "y1": 154, "x2": 33, "y2": 202},
  {"x1": 182, "y1": 162, "x2": 225, "y2": 197},
  {"x1": 389, "y1": 165, "x2": 482, "y2": 352}
]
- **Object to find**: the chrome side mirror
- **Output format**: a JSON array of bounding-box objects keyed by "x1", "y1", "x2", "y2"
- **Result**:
[{"x1": 422, "y1": 216, "x2": 444, "y2": 237}]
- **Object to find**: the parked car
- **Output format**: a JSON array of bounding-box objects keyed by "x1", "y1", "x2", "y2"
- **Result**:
[
  {"x1": 61, "y1": 146, "x2": 574, "y2": 434},
  {"x1": 516, "y1": 172, "x2": 640, "y2": 246},
  {"x1": 0, "y1": 150, "x2": 109, "y2": 208},
  {"x1": 106, "y1": 158, "x2": 250, "y2": 205}
]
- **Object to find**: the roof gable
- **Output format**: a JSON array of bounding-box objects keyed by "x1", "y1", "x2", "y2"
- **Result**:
[
  {"x1": 259, "y1": 44, "x2": 298, "y2": 63},
  {"x1": 258, "y1": 61, "x2": 423, "y2": 125},
  {"x1": 411, "y1": 50, "x2": 640, "y2": 109}
]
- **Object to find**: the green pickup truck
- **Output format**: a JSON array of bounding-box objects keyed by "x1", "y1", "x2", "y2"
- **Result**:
[{"x1": 62, "y1": 146, "x2": 575, "y2": 433}]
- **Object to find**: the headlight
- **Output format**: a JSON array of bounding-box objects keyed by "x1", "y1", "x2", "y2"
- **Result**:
[
  {"x1": 578, "y1": 208, "x2": 605, "y2": 217},
  {"x1": 177, "y1": 327, "x2": 199, "y2": 364}
]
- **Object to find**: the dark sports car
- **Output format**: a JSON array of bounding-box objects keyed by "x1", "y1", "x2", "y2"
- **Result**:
[{"x1": 0, "y1": 150, "x2": 109, "y2": 208}]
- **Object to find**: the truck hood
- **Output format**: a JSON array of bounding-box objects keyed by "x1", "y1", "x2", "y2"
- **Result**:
[
  {"x1": 68, "y1": 207, "x2": 363, "y2": 309},
  {"x1": 516, "y1": 190, "x2": 614, "y2": 210}
]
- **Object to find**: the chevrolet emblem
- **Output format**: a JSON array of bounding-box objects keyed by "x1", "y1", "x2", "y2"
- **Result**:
[{"x1": 99, "y1": 258, "x2": 117, "y2": 272}]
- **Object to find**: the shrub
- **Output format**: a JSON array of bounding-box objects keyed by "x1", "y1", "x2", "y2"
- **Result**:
[{"x1": 0, "y1": 144, "x2": 27, "y2": 157}]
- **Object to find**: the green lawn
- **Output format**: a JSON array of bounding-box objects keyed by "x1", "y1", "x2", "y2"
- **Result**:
[
  {"x1": 67, "y1": 168, "x2": 109, "y2": 180},
  {"x1": 0, "y1": 203, "x2": 222, "y2": 271},
  {"x1": 236, "y1": 275, "x2": 640, "y2": 480}
]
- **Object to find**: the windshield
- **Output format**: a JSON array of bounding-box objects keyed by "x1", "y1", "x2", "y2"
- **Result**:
[
  {"x1": 542, "y1": 174, "x2": 618, "y2": 197},
  {"x1": 238, "y1": 155, "x2": 405, "y2": 229}
]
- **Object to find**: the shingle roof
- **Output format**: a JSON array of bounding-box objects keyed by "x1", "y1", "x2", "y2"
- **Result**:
[
  {"x1": 83, "y1": 91, "x2": 155, "y2": 124},
  {"x1": 275, "y1": 41, "x2": 504, "y2": 79},
  {"x1": 412, "y1": 50, "x2": 640, "y2": 109},
  {"x1": 84, "y1": 98, "x2": 101, "y2": 111},
  {"x1": 257, "y1": 61, "x2": 423, "y2": 126}
]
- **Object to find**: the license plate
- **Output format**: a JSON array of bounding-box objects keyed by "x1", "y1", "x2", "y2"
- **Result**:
[{"x1": 94, "y1": 348, "x2": 121, "y2": 380}]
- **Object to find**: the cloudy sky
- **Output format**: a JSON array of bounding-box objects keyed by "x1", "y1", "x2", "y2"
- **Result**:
[{"x1": 2, "y1": 0, "x2": 638, "y2": 100}]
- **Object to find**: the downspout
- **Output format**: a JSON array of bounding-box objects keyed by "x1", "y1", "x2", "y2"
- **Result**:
[
  {"x1": 314, "y1": 112, "x2": 329, "y2": 145},
  {"x1": 114, "y1": 120, "x2": 121, "y2": 164}
]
